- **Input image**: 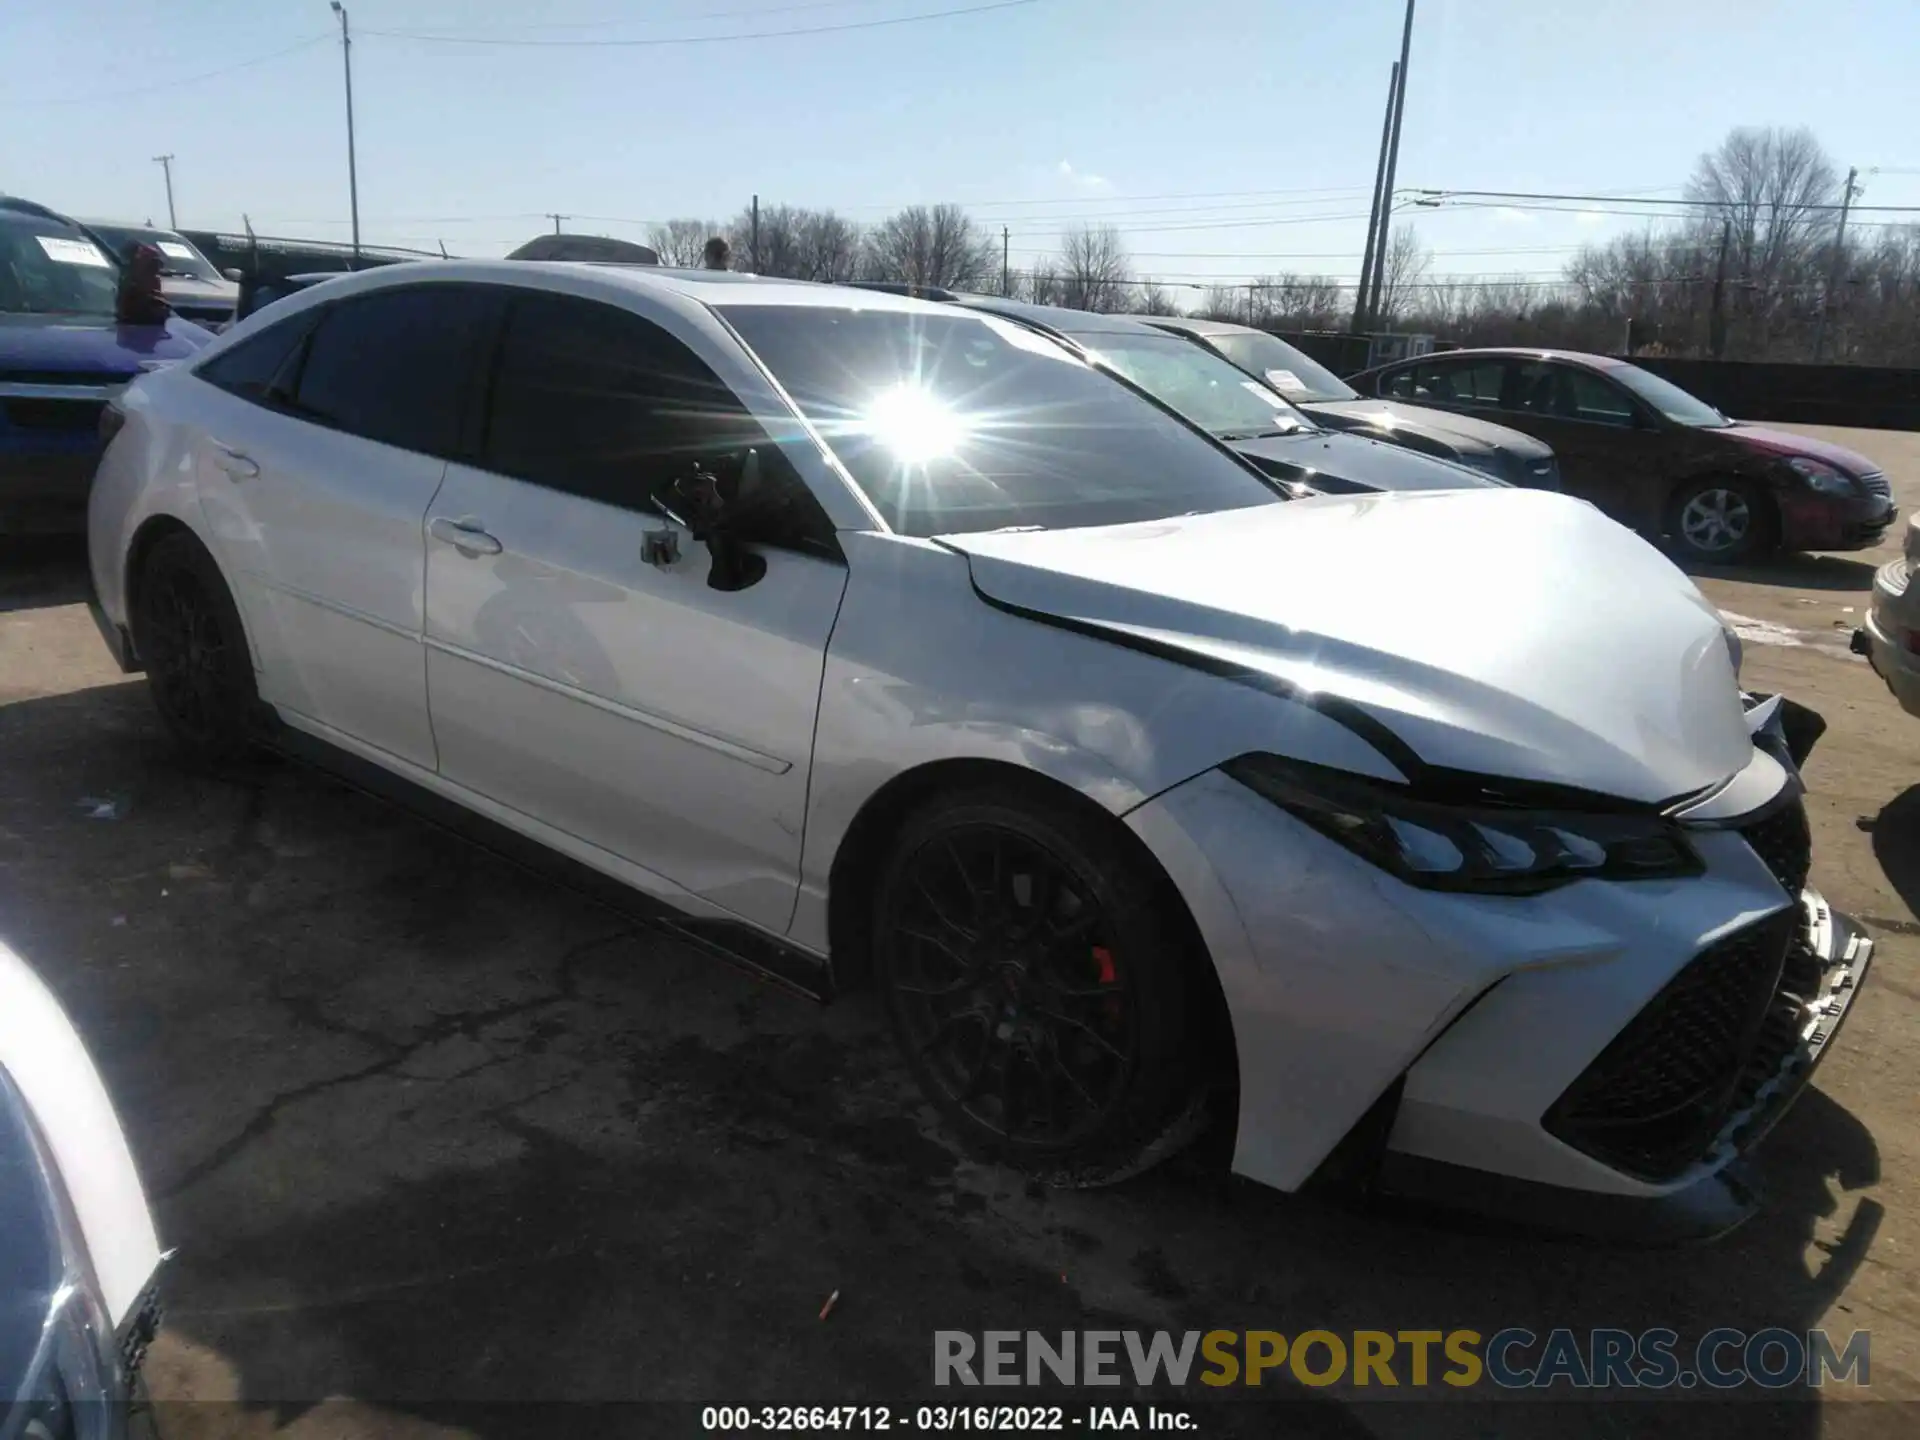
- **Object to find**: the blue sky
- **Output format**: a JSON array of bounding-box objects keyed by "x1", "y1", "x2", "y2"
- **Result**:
[{"x1": 4, "y1": 0, "x2": 1917, "y2": 301}]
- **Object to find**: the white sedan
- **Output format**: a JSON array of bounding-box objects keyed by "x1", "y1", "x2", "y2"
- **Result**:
[{"x1": 86, "y1": 262, "x2": 1870, "y2": 1239}]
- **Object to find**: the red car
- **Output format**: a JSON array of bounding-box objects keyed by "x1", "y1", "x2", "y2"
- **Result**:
[{"x1": 1347, "y1": 348, "x2": 1896, "y2": 563}]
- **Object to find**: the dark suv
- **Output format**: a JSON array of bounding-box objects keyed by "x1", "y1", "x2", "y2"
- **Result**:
[{"x1": 1349, "y1": 347, "x2": 1895, "y2": 563}]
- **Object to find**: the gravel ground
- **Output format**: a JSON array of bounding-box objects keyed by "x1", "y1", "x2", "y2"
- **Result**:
[{"x1": 1, "y1": 430, "x2": 1917, "y2": 1438}]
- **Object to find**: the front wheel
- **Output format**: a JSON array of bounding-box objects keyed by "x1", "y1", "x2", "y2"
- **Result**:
[
  {"x1": 129, "y1": 531, "x2": 260, "y2": 766},
  {"x1": 1667, "y1": 478, "x2": 1774, "y2": 564},
  {"x1": 872, "y1": 786, "x2": 1208, "y2": 1186}
]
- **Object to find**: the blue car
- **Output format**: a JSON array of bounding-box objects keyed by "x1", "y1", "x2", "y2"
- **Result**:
[{"x1": 1, "y1": 197, "x2": 213, "y2": 534}]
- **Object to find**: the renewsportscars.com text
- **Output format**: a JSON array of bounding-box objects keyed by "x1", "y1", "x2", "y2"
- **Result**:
[{"x1": 933, "y1": 1328, "x2": 1870, "y2": 1390}]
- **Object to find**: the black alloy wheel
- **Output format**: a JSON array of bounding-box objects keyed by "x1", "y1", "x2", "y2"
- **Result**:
[
  {"x1": 130, "y1": 532, "x2": 259, "y2": 765},
  {"x1": 874, "y1": 788, "x2": 1204, "y2": 1183}
]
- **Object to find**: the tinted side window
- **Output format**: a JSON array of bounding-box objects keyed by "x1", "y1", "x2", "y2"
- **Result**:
[
  {"x1": 1379, "y1": 366, "x2": 1419, "y2": 398},
  {"x1": 486, "y1": 293, "x2": 766, "y2": 507},
  {"x1": 291, "y1": 286, "x2": 493, "y2": 457},
  {"x1": 1559, "y1": 369, "x2": 1638, "y2": 426},
  {"x1": 194, "y1": 309, "x2": 321, "y2": 404},
  {"x1": 1447, "y1": 360, "x2": 1509, "y2": 405}
]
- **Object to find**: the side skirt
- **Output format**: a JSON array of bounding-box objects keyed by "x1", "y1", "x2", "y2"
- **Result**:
[{"x1": 265, "y1": 715, "x2": 838, "y2": 1003}]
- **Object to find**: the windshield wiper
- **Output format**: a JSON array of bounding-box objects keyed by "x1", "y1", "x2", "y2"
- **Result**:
[{"x1": 1218, "y1": 426, "x2": 1308, "y2": 442}]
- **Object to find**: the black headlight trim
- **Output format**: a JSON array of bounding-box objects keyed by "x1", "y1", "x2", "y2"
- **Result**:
[{"x1": 1224, "y1": 752, "x2": 1704, "y2": 895}]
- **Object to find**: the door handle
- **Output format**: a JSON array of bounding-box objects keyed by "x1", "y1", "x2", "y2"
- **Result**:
[
  {"x1": 212, "y1": 444, "x2": 259, "y2": 480},
  {"x1": 428, "y1": 515, "x2": 504, "y2": 557}
]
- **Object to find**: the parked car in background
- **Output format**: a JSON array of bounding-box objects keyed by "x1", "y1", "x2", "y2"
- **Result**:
[
  {"x1": 1, "y1": 197, "x2": 213, "y2": 533},
  {"x1": 950, "y1": 297, "x2": 1507, "y2": 497},
  {"x1": 1348, "y1": 347, "x2": 1897, "y2": 563},
  {"x1": 88, "y1": 262, "x2": 1869, "y2": 1237},
  {"x1": 180, "y1": 229, "x2": 434, "y2": 319},
  {"x1": 506, "y1": 233, "x2": 659, "y2": 264},
  {"x1": 1145, "y1": 316, "x2": 1561, "y2": 490},
  {"x1": 1, "y1": 928, "x2": 165, "y2": 1438},
  {"x1": 1855, "y1": 513, "x2": 1920, "y2": 719},
  {"x1": 81, "y1": 221, "x2": 238, "y2": 328}
]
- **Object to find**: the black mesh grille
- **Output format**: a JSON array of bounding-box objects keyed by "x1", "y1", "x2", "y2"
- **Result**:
[
  {"x1": 1545, "y1": 909, "x2": 1795, "y2": 1180},
  {"x1": 1738, "y1": 799, "x2": 1811, "y2": 898},
  {"x1": 1, "y1": 397, "x2": 105, "y2": 432}
]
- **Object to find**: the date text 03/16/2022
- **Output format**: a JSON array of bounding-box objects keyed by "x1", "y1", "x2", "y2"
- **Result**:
[{"x1": 701, "y1": 1405, "x2": 1194, "y2": 1431}]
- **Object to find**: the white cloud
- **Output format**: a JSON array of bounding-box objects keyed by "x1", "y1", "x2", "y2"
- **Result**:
[
  {"x1": 1494, "y1": 206, "x2": 1535, "y2": 225},
  {"x1": 1576, "y1": 210, "x2": 1607, "y2": 226},
  {"x1": 1055, "y1": 160, "x2": 1111, "y2": 194}
]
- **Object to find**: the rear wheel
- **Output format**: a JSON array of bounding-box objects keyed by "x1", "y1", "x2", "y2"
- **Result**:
[
  {"x1": 1668, "y1": 477, "x2": 1775, "y2": 564},
  {"x1": 872, "y1": 786, "x2": 1206, "y2": 1185},
  {"x1": 129, "y1": 532, "x2": 259, "y2": 766}
]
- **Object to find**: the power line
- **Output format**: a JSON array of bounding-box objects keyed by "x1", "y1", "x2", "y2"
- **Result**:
[
  {"x1": 364, "y1": 0, "x2": 1043, "y2": 48},
  {"x1": 1414, "y1": 187, "x2": 1920, "y2": 215},
  {"x1": 395, "y1": 0, "x2": 927, "y2": 33},
  {"x1": 3, "y1": 33, "x2": 329, "y2": 107}
]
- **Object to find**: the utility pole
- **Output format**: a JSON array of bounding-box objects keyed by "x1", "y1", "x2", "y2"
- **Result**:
[
  {"x1": 329, "y1": 3, "x2": 361, "y2": 259},
  {"x1": 546, "y1": 212, "x2": 569, "y2": 234},
  {"x1": 1366, "y1": 0, "x2": 1418, "y2": 336},
  {"x1": 1813, "y1": 165, "x2": 1861, "y2": 362},
  {"x1": 751, "y1": 194, "x2": 760, "y2": 273},
  {"x1": 1708, "y1": 219, "x2": 1731, "y2": 360},
  {"x1": 152, "y1": 155, "x2": 177, "y2": 229},
  {"x1": 1352, "y1": 61, "x2": 1398, "y2": 333},
  {"x1": 1002, "y1": 226, "x2": 1010, "y2": 296}
]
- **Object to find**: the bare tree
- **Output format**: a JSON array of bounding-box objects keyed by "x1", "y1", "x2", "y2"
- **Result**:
[
  {"x1": 1249, "y1": 272, "x2": 1344, "y2": 329},
  {"x1": 1018, "y1": 261, "x2": 1064, "y2": 306},
  {"x1": 647, "y1": 218, "x2": 722, "y2": 269},
  {"x1": 1374, "y1": 226, "x2": 1432, "y2": 325},
  {"x1": 1133, "y1": 278, "x2": 1182, "y2": 316},
  {"x1": 863, "y1": 204, "x2": 996, "y2": 289},
  {"x1": 1057, "y1": 224, "x2": 1132, "y2": 312},
  {"x1": 795, "y1": 210, "x2": 864, "y2": 282}
]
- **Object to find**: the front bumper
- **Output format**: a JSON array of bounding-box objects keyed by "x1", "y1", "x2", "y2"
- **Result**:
[
  {"x1": 1127, "y1": 710, "x2": 1865, "y2": 1241},
  {"x1": 1856, "y1": 556, "x2": 1920, "y2": 718},
  {"x1": 1779, "y1": 490, "x2": 1897, "y2": 552}
]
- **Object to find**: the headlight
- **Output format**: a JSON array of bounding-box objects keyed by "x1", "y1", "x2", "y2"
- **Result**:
[
  {"x1": 1787, "y1": 456, "x2": 1856, "y2": 495},
  {"x1": 1222, "y1": 754, "x2": 1702, "y2": 895}
]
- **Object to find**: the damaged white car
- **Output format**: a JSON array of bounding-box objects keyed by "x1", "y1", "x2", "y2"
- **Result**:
[
  {"x1": 85, "y1": 264, "x2": 1870, "y2": 1238},
  {"x1": 2, "y1": 933, "x2": 165, "y2": 1436}
]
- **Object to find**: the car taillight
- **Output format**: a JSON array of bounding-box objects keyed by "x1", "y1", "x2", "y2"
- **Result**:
[{"x1": 98, "y1": 401, "x2": 126, "y2": 445}]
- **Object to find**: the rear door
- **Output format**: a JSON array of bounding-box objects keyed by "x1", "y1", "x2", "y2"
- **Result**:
[
  {"x1": 422, "y1": 287, "x2": 849, "y2": 934},
  {"x1": 192, "y1": 283, "x2": 498, "y2": 768}
]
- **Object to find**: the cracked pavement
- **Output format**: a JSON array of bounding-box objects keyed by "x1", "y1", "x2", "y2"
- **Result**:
[{"x1": 2, "y1": 431, "x2": 1918, "y2": 1440}]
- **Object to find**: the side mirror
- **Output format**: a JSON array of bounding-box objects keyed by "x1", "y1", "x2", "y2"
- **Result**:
[
  {"x1": 653, "y1": 450, "x2": 769, "y2": 593},
  {"x1": 221, "y1": 268, "x2": 244, "y2": 283}
]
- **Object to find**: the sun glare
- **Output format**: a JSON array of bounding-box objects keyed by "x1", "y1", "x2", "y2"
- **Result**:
[{"x1": 864, "y1": 384, "x2": 967, "y2": 464}]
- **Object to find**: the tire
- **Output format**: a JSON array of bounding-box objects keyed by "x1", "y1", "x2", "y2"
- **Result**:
[
  {"x1": 872, "y1": 784, "x2": 1207, "y2": 1186},
  {"x1": 129, "y1": 531, "x2": 260, "y2": 766},
  {"x1": 1667, "y1": 477, "x2": 1775, "y2": 565}
]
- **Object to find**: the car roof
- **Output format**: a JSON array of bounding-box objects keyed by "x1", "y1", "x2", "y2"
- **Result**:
[
  {"x1": 245, "y1": 258, "x2": 966, "y2": 319},
  {"x1": 949, "y1": 294, "x2": 1176, "y2": 337},
  {"x1": 1143, "y1": 315, "x2": 1259, "y2": 338},
  {"x1": 1372, "y1": 346, "x2": 1620, "y2": 371}
]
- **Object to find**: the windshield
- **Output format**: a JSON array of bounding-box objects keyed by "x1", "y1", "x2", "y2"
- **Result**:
[
  {"x1": 1061, "y1": 329, "x2": 1315, "y2": 441},
  {"x1": 0, "y1": 217, "x2": 117, "y2": 318},
  {"x1": 1207, "y1": 330, "x2": 1358, "y2": 404},
  {"x1": 722, "y1": 304, "x2": 1285, "y2": 538},
  {"x1": 84, "y1": 223, "x2": 223, "y2": 282},
  {"x1": 1608, "y1": 362, "x2": 1732, "y2": 428}
]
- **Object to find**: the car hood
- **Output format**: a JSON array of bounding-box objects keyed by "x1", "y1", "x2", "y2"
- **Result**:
[
  {"x1": 1723, "y1": 422, "x2": 1881, "y2": 476},
  {"x1": 1303, "y1": 398, "x2": 1555, "y2": 461},
  {"x1": 1229, "y1": 427, "x2": 1502, "y2": 494},
  {"x1": 0, "y1": 311, "x2": 213, "y2": 380},
  {"x1": 943, "y1": 489, "x2": 1751, "y2": 804}
]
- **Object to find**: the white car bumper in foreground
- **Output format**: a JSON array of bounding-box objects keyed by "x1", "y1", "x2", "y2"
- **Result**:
[
  {"x1": 1128, "y1": 748, "x2": 1869, "y2": 1243},
  {"x1": 1855, "y1": 555, "x2": 1920, "y2": 718}
]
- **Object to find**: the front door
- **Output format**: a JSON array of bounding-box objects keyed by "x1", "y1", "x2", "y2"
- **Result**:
[
  {"x1": 191, "y1": 284, "x2": 496, "y2": 769},
  {"x1": 422, "y1": 287, "x2": 848, "y2": 935},
  {"x1": 1500, "y1": 361, "x2": 1672, "y2": 530}
]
